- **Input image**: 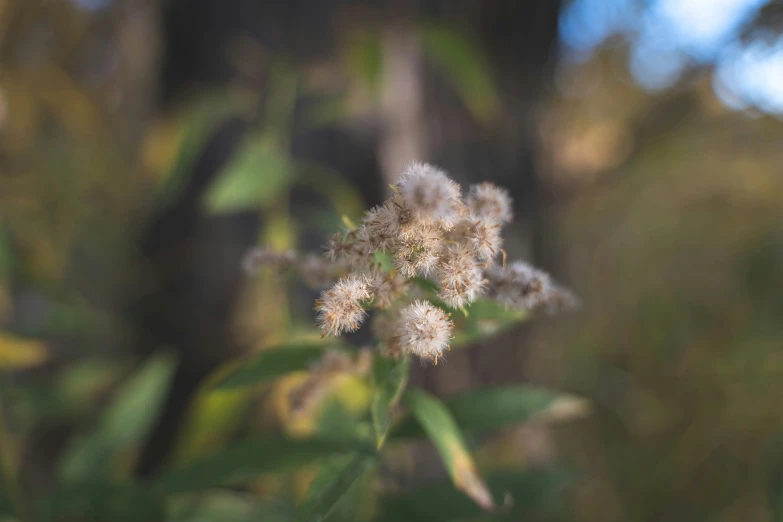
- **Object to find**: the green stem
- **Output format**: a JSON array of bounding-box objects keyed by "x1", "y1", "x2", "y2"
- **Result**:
[{"x1": 0, "y1": 398, "x2": 30, "y2": 522}]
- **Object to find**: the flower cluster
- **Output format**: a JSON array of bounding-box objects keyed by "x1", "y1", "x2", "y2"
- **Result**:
[{"x1": 244, "y1": 162, "x2": 577, "y2": 363}]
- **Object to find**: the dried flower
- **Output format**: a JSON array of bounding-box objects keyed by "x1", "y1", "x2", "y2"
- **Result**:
[
  {"x1": 392, "y1": 300, "x2": 453, "y2": 362},
  {"x1": 397, "y1": 162, "x2": 461, "y2": 227},
  {"x1": 485, "y1": 261, "x2": 553, "y2": 311},
  {"x1": 368, "y1": 271, "x2": 408, "y2": 309},
  {"x1": 436, "y1": 245, "x2": 485, "y2": 308},
  {"x1": 315, "y1": 275, "x2": 371, "y2": 336},
  {"x1": 242, "y1": 247, "x2": 296, "y2": 275},
  {"x1": 295, "y1": 254, "x2": 344, "y2": 289},
  {"x1": 466, "y1": 182, "x2": 513, "y2": 225},
  {"x1": 245, "y1": 160, "x2": 577, "y2": 364},
  {"x1": 393, "y1": 222, "x2": 441, "y2": 277},
  {"x1": 451, "y1": 218, "x2": 503, "y2": 262}
]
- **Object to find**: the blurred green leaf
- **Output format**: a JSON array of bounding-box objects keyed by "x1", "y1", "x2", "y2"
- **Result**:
[
  {"x1": 409, "y1": 277, "x2": 440, "y2": 295},
  {"x1": 58, "y1": 355, "x2": 175, "y2": 481},
  {"x1": 371, "y1": 356, "x2": 410, "y2": 448},
  {"x1": 377, "y1": 468, "x2": 572, "y2": 522},
  {"x1": 36, "y1": 481, "x2": 165, "y2": 522},
  {"x1": 452, "y1": 299, "x2": 524, "y2": 347},
  {"x1": 392, "y1": 386, "x2": 568, "y2": 439},
  {"x1": 421, "y1": 24, "x2": 501, "y2": 126},
  {"x1": 204, "y1": 144, "x2": 294, "y2": 213},
  {"x1": 157, "y1": 436, "x2": 358, "y2": 494},
  {"x1": 157, "y1": 93, "x2": 243, "y2": 210},
  {"x1": 296, "y1": 453, "x2": 377, "y2": 522},
  {"x1": 403, "y1": 389, "x2": 498, "y2": 511},
  {"x1": 215, "y1": 343, "x2": 334, "y2": 390}
]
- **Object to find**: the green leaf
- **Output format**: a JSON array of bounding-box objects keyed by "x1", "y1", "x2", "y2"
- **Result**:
[
  {"x1": 216, "y1": 344, "x2": 331, "y2": 390},
  {"x1": 157, "y1": 436, "x2": 357, "y2": 494},
  {"x1": 452, "y1": 299, "x2": 525, "y2": 347},
  {"x1": 403, "y1": 389, "x2": 498, "y2": 511},
  {"x1": 392, "y1": 386, "x2": 576, "y2": 439},
  {"x1": 371, "y1": 356, "x2": 410, "y2": 448},
  {"x1": 421, "y1": 24, "x2": 501, "y2": 126},
  {"x1": 204, "y1": 144, "x2": 293, "y2": 213},
  {"x1": 409, "y1": 277, "x2": 440, "y2": 295},
  {"x1": 58, "y1": 355, "x2": 176, "y2": 481},
  {"x1": 156, "y1": 93, "x2": 242, "y2": 210},
  {"x1": 297, "y1": 453, "x2": 377, "y2": 522}
]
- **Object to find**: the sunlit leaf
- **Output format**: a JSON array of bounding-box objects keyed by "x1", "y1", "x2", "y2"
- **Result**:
[
  {"x1": 58, "y1": 355, "x2": 176, "y2": 481},
  {"x1": 403, "y1": 389, "x2": 500, "y2": 511},
  {"x1": 371, "y1": 356, "x2": 410, "y2": 448},
  {"x1": 0, "y1": 332, "x2": 47, "y2": 369},
  {"x1": 204, "y1": 143, "x2": 293, "y2": 213},
  {"x1": 215, "y1": 343, "x2": 334, "y2": 390},
  {"x1": 421, "y1": 24, "x2": 501, "y2": 126},
  {"x1": 296, "y1": 453, "x2": 377, "y2": 522},
  {"x1": 392, "y1": 386, "x2": 579, "y2": 439},
  {"x1": 157, "y1": 436, "x2": 358, "y2": 494}
]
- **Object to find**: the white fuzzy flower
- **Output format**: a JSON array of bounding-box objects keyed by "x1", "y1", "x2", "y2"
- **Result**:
[
  {"x1": 485, "y1": 260, "x2": 552, "y2": 310},
  {"x1": 393, "y1": 300, "x2": 453, "y2": 362},
  {"x1": 450, "y1": 218, "x2": 503, "y2": 261},
  {"x1": 393, "y1": 223, "x2": 442, "y2": 277},
  {"x1": 368, "y1": 271, "x2": 408, "y2": 309},
  {"x1": 466, "y1": 182, "x2": 513, "y2": 225},
  {"x1": 396, "y1": 162, "x2": 461, "y2": 227},
  {"x1": 436, "y1": 245, "x2": 485, "y2": 308},
  {"x1": 325, "y1": 229, "x2": 373, "y2": 269},
  {"x1": 315, "y1": 275, "x2": 371, "y2": 336}
]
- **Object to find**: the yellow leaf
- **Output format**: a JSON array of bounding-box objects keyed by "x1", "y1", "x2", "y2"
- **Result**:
[{"x1": 0, "y1": 333, "x2": 47, "y2": 369}]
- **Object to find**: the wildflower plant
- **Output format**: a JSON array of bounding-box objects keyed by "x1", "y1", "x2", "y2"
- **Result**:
[{"x1": 229, "y1": 162, "x2": 580, "y2": 519}]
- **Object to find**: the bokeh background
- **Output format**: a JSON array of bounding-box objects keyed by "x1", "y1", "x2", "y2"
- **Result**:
[{"x1": 2, "y1": 0, "x2": 783, "y2": 520}]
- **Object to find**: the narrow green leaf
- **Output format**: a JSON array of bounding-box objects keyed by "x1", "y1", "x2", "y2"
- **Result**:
[
  {"x1": 204, "y1": 145, "x2": 293, "y2": 213},
  {"x1": 297, "y1": 453, "x2": 377, "y2": 522},
  {"x1": 392, "y1": 386, "x2": 565, "y2": 439},
  {"x1": 216, "y1": 344, "x2": 330, "y2": 390},
  {"x1": 157, "y1": 436, "x2": 355, "y2": 494},
  {"x1": 421, "y1": 24, "x2": 501, "y2": 126},
  {"x1": 157, "y1": 93, "x2": 242, "y2": 210},
  {"x1": 403, "y1": 389, "x2": 498, "y2": 511},
  {"x1": 58, "y1": 355, "x2": 176, "y2": 481},
  {"x1": 371, "y1": 356, "x2": 410, "y2": 448}
]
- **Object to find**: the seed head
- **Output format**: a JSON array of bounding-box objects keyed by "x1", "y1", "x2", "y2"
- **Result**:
[
  {"x1": 295, "y1": 254, "x2": 343, "y2": 289},
  {"x1": 368, "y1": 271, "x2": 408, "y2": 309},
  {"x1": 315, "y1": 274, "x2": 371, "y2": 336},
  {"x1": 397, "y1": 162, "x2": 461, "y2": 227},
  {"x1": 436, "y1": 245, "x2": 485, "y2": 308},
  {"x1": 243, "y1": 247, "x2": 296, "y2": 275},
  {"x1": 393, "y1": 300, "x2": 453, "y2": 362},
  {"x1": 485, "y1": 260, "x2": 553, "y2": 311},
  {"x1": 466, "y1": 182, "x2": 513, "y2": 225},
  {"x1": 451, "y1": 218, "x2": 503, "y2": 261}
]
